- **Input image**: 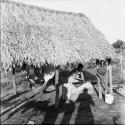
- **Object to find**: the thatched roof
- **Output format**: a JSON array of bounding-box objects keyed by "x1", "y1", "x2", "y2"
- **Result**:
[{"x1": 1, "y1": 0, "x2": 117, "y2": 70}]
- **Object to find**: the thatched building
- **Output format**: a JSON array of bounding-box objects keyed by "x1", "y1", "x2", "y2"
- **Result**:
[{"x1": 1, "y1": 0, "x2": 117, "y2": 71}]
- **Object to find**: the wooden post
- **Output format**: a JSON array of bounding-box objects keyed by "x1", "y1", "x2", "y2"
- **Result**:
[
  {"x1": 105, "y1": 66, "x2": 108, "y2": 95},
  {"x1": 96, "y1": 74, "x2": 102, "y2": 99},
  {"x1": 109, "y1": 65, "x2": 113, "y2": 95},
  {"x1": 12, "y1": 64, "x2": 17, "y2": 95},
  {"x1": 96, "y1": 65, "x2": 102, "y2": 99},
  {"x1": 55, "y1": 66, "x2": 60, "y2": 109},
  {"x1": 120, "y1": 54, "x2": 123, "y2": 80}
]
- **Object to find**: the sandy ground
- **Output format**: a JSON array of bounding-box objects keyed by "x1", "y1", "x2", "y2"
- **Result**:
[
  {"x1": 1, "y1": 68, "x2": 125, "y2": 124},
  {"x1": 1, "y1": 82, "x2": 125, "y2": 125}
]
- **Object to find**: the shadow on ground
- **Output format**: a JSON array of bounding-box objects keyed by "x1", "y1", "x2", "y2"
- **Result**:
[
  {"x1": 1, "y1": 89, "x2": 29, "y2": 107},
  {"x1": 75, "y1": 88, "x2": 95, "y2": 124},
  {"x1": 1, "y1": 69, "x2": 98, "y2": 124}
]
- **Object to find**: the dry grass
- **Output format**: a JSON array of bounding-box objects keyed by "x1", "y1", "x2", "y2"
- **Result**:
[{"x1": 1, "y1": 0, "x2": 116, "y2": 70}]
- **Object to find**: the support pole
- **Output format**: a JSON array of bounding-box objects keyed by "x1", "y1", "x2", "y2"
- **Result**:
[
  {"x1": 55, "y1": 66, "x2": 60, "y2": 109},
  {"x1": 105, "y1": 66, "x2": 108, "y2": 95},
  {"x1": 12, "y1": 64, "x2": 17, "y2": 95},
  {"x1": 96, "y1": 73, "x2": 102, "y2": 99},
  {"x1": 120, "y1": 54, "x2": 123, "y2": 80},
  {"x1": 109, "y1": 65, "x2": 113, "y2": 95}
]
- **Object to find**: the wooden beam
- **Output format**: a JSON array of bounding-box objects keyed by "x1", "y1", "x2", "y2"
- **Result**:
[
  {"x1": 120, "y1": 54, "x2": 124, "y2": 80},
  {"x1": 96, "y1": 73, "x2": 102, "y2": 99},
  {"x1": 105, "y1": 66, "x2": 108, "y2": 95},
  {"x1": 12, "y1": 64, "x2": 17, "y2": 95},
  {"x1": 109, "y1": 65, "x2": 113, "y2": 95},
  {"x1": 55, "y1": 66, "x2": 60, "y2": 109}
]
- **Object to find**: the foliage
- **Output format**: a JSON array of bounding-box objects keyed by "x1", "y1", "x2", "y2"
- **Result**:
[{"x1": 112, "y1": 39, "x2": 125, "y2": 53}]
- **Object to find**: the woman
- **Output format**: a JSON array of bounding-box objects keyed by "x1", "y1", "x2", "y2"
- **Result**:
[{"x1": 62, "y1": 63, "x2": 93, "y2": 103}]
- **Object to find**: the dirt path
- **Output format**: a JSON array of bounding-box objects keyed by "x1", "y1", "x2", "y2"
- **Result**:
[
  {"x1": 1, "y1": 68, "x2": 125, "y2": 124},
  {"x1": 1, "y1": 82, "x2": 47, "y2": 118},
  {"x1": 1, "y1": 84, "x2": 125, "y2": 125}
]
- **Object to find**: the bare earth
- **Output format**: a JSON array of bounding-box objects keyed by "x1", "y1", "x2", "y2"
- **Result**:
[{"x1": 1, "y1": 82, "x2": 125, "y2": 125}]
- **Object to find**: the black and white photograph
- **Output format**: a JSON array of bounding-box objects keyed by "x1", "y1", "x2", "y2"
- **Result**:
[{"x1": 1, "y1": 0, "x2": 125, "y2": 124}]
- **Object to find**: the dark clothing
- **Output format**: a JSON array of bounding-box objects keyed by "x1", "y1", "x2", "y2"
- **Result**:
[
  {"x1": 26, "y1": 65, "x2": 45, "y2": 86},
  {"x1": 70, "y1": 67, "x2": 82, "y2": 76}
]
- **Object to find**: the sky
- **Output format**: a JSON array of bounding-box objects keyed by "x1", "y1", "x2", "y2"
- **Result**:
[{"x1": 11, "y1": 0, "x2": 125, "y2": 44}]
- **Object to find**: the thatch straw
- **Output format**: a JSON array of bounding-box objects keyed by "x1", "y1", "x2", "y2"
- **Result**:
[{"x1": 1, "y1": 0, "x2": 117, "y2": 70}]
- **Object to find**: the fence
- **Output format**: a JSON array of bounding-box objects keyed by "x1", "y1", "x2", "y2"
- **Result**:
[{"x1": 1, "y1": 71, "x2": 28, "y2": 94}]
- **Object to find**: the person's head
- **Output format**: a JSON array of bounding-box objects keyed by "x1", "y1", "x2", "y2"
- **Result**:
[
  {"x1": 106, "y1": 57, "x2": 112, "y2": 66},
  {"x1": 95, "y1": 59, "x2": 100, "y2": 68},
  {"x1": 96, "y1": 59, "x2": 101, "y2": 67},
  {"x1": 77, "y1": 63, "x2": 83, "y2": 71},
  {"x1": 83, "y1": 88, "x2": 88, "y2": 93}
]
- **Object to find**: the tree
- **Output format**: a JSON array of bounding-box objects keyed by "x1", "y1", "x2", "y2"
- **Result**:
[
  {"x1": 112, "y1": 39, "x2": 125, "y2": 54},
  {"x1": 112, "y1": 39, "x2": 124, "y2": 49}
]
